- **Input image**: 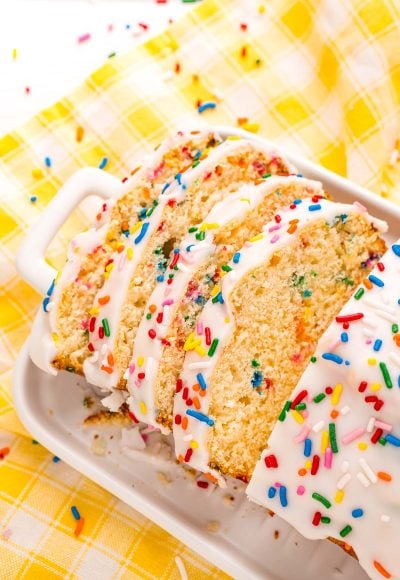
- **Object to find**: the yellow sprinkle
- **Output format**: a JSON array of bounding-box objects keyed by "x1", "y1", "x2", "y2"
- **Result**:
[
  {"x1": 331, "y1": 383, "x2": 343, "y2": 406},
  {"x1": 241, "y1": 122, "x2": 260, "y2": 133},
  {"x1": 184, "y1": 332, "x2": 198, "y2": 351},
  {"x1": 137, "y1": 356, "x2": 144, "y2": 367},
  {"x1": 105, "y1": 263, "x2": 114, "y2": 273},
  {"x1": 195, "y1": 345, "x2": 207, "y2": 357},
  {"x1": 224, "y1": 317, "x2": 230, "y2": 323},
  {"x1": 104, "y1": 272, "x2": 110, "y2": 279},
  {"x1": 54, "y1": 271, "x2": 61, "y2": 283},
  {"x1": 12, "y1": 48, "x2": 17, "y2": 59},
  {"x1": 291, "y1": 410, "x2": 304, "y2": 424},
  {"x1": 321, "y1": 431, "x2": 329, "y2": 454},
  {"x1": 358, "y1": 442, "x2": 368, "y2": 451},
  {"x1": 140, "y1": 401, "x2": 147, "y2": 415},
  {"x1": 211, "y1": 285, "x2": 221, "y2": 298},
  {"x1": 199, "y1": 222, "x2": 219, "y2": 232},
  {"x1": 239, "y1": 197, "x2": 251, "y2": 204},
  {"x1": 368, "y1": 358, "x2": 377, "y2": 365},
  {"x1": 89, "y1": 307, "x2": 100, "y2": 315},
  {"x1": 32, "y1": 168, "x2": 44, "y2": 178},
  {"x1": 190, "y1": 440, "x2": 199, "y2": 449},
  {"x1": 130, "y1": 221, "x2": 143, "y2": 234},
  {"x1": 258, "y1": 4, "x2": 265, "y2": 13},
  {"x1": 304, "y1": 460, "x2": 312, "y2": 470},
  {"x1": 303, "y1": 307, "x2": 311, "y2": 321},
  {"x1": 51, "y1": 333, "x2": 59, "y2": 343},
  {"x1": 335, "y1": 489, "x2": 344, "y2": 503},
  {"x1": 249, "y1": 233, "x2": 263, "y2": 243},
  {"x1": 226, "y1": 136, "x2": 242, "y2": 140},
  {"x1": 371, "y1": 382, "x2": 381, "y2": 391},
  {"x1": 127, "y1": 247, "x2": 133, "y2": 260}
]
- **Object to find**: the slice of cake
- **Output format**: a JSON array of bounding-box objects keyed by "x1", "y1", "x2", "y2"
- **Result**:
[
  {"x1": 173, "y1": 198, "x2": 387, "y2": 485},
  {"x1": 246, "y1": 243, "x2": 400, "y2": 580},
  {"x1": 82, "y1": 138, "x2": 296, "y2": 392},
  {"x1": 30, "y1": 128, "x2": 222, "y2": 376},
  {"x1": 126, "y1": 175, "x2": 324, "y2": 431}
]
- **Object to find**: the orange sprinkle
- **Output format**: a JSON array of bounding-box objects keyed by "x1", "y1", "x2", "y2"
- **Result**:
[
  {"x1": 287, "y1": 223, "x2": 297, "y2": 234},
  {"x1": 130, "y1": 165, "x2": 141, "y2": 176},
  {"x1": 100, "y1": 365, "x2": 113, "y2": 374},
  {"x1": 121, "y1": 220, "x2": 129, "y2": 231},
  {"x1": 363, "y1": 278, "x2": 373, "y2": 290},
  {"x1": 181, "y1": 417, "x2": 188, "y2": 430},
  {"x1": 393, "y1": 334, "x2": 400, "y2": 347},
  {"x1": 149, "y1": 304, "x2": 157, "y2": 314},
  {"x1": 205, "y1": 472, "x2": 219, "y2": 484},
  {"x1": 96, "y1": 213, "x2": 102, "y2": 221},
  {"x1": 0, "y1": 447, "x2": 10, "y2": 459},
  {"x1": 177, "y1": 454, "x2": 184, "y2": 462},
  {"x1": 373, "y1": 560, "x2": 391, "y2": 579},
  {"x1": 192, "y1": 383, "x2": 200, "y2": 391},
  {"x1": 199, "y1": 390, "x2": 207, "y2": 397},
  {"x1": 193, "y1": 397, "x2": 201, "y2": 410},
  {"x1": 330, "y1": 409, "x2": 339, "y2": 419},
  {"x1": 377, "y1": 471, "x2": 392, "y2": 482},
  {"x1": 74, "y1": 517, "x2": 85, "y2": 537},
  {"x1": 98, "y1": 295, "x2": 110, "y2": 306},
  {"x1": 107, "y1": 352, "x2": 114, "y2": 367},
  {"x1": 241, "y1": 45, "x2": 247, "y2": 58},
  {"x1": 237, "y1": 117, "x2": 249, "y2": 126},
  {"x1": 116, "y1": 244, "x2": 125, "y2": 253},
  {"x1": 298, "y1": 468, "x2": 307, "y2": 477},
  {"x1": 343, "y1": 543, "x2": 352, "y2": 552},
  {"x1": 76, "y1": 126, "x2": 84, "y2": 142}
]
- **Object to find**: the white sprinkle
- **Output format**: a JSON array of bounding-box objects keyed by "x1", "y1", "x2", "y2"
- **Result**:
[
  {"x1": 337, "y1": 473, "x2": 351, "y2": 490},
  {"x1": 363, "y1": 297, "x2": 396, "y2": 315},
  {"x1": 388, "y1": 351, "x2": 400, "y2": 369},
  {"x1": 188, "y1": 361, "x2": 213, "y2": 370},
  {"x1": 123, "y1": 368, "x2": 129, "y2": 380},
  {"x1": 357, "y1": 472, "x2": 371, "y2": 488},
  {"x1": 312, "y1": 420, "x2": 325, "y2": 433},
  {"x1": 341, "y1": 406, "x2": 350, "y2": 416},
  {"x1": 175, "y1": 556, "x2": 188, "y2": 580},
  {"x1": 359, "y1": 458, "x2": 377, "y2": 483},
  {"x1": 381, "y1": 514, "x2": 391, "y2": 523},
  {"x1": 341, "y1": 460, "x2": 350, "y2": 473},
  {"x1": 162, "y1": 305, "x2": 171, "y2": 326},
  {"x1": 367, "y1": 417, "x2": 376, "y2": 433},
  {"x1": 389, "y1": 149, "x2": 399, "y2": 166},
  {"x1": 162, "y1": 70, "x2": 174, "y2": 82},
  {"x1": 177, "y1": 262, "x2": 190, "y2": 273}
]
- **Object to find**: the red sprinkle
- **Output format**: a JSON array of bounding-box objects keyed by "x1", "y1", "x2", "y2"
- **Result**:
[
  {"x1": 240, "y1": 23, "x2": 248, "y2": 31},
  {"x1": 156, "y1": 312, "x2": 163, "y2": 324},
  {"x1": 325, "y1": 386, "x2": 333, "y2": 395},
  {"x1": 336, "y1": 313, "x2": 364, "y2": 324},
  {"x1": 365, "y1": 395, "x2": 378, "y2": 403},
  {"x1": 98, "y1": 327, "x2": 104, "y2": 339},
  {"x1": 182, "y1": 387, "x2": 188, "y2": 400},
  {"x1": 274, "y1": 215, "x2": 281, "y2": 223},
  {"x1": 0, "y1": 447, "x2": 10, "y2": 460},
  {"x1": 291, "y1": 390, "x2": 308, "y2": 409},
  {"x1": 88, "y1": 342, "x2": 94, "y2": 352},
  {"x1": 371, "y1": 428, "x2": 383, "y2": 444},
  {"x1": 128, "y1": 411, "x2": 139, "y2": 424},
  {"x1": 170, "y1": 252, "x2": 180, "y2": 269},
  {"x1": 175, "y1": 414, "x2": 182, "y2": 425},
  {"x1": 312, "y1": 511, "x2": 322, "y2": 526},
  {"x1": 138, "y1": 372, "x2": 145, "y2": 380},
  {"x1": 176, "y1": 379, "x2": 183, "y2": 393},
  {"x1": 264, "y1": 454, "x2": 278, "y2": 468},
  {"x1": 358, "y1": 381, "x2": 368, "y2": 393},
  {"x1": 377, "y1": 262, "x2": 385, "y2": 272},
  {"x1": 197, "y1": 480, "x2": 209, "y2": 489},
  {"x1": 184, "y1": 448, "x2": 193, "y2": 462},
  {"x1": 311, "y1": 455, "x2": 320, "y2": 475},
  {"x1": 148, "y1": 329, "x2": 156, "y2": 339},
  {"x1": 89, "y1": 317, "x2": 96, "y2": 332},
  {"x1": 186, "y1": 398, "x2": 193, "y2": 407},
  {"x1": 138, "y1": 22, "x2": 149, "y2": 30},
  {"x1": 374, "y1": 400, "x2": 384, "y2": 411},
  {"x1": 205, "y1": 327, "x2": 211, "y2": 346}
]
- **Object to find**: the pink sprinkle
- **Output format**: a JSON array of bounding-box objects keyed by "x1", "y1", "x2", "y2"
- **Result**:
[
  {"x1": 293, "y1": 424, "x2": 311, "y2": 444},
  {"x1": 197, "y1": 322, "x2": 204, "y2": 335},
  {"x1": 129, "y1": 363, "x2": 135, "y2": 375},
  {"x1": 268, "y1": 224, "x2": 281, "y2": 233},
  {"x1": 353, "y1": 201, "x2": 367, "y2": 212},
  {"x1": 270, "y1": 234, "x2": 280, "y2": 244},
  {"x1": 342, "y1": 427, "x2": 365, "y2": 445},
  {"x1": 366, "y1": 339, "x2": 372, "y2": 345},
  {"x1": 302, "y1": 410, "x2": 309, "y2": 419},
  {"x1": 162, "y1": 299, "x2": 174, "y2": 306},
  {"x1": 78, "y1": 33, "x2": 91, "y2": 43},
  {"x1": 297, "y1": 485, "x2": 305, "y2": 496},
  {"x1": 324, "y1": 447, "x2": 333, "y2": 469},
  {"x1": 375, "y1": 420, "x2": 393, "y2": 432},
  {"x1": 275, "y1": 482, "x2": 281, "y2": 488}
]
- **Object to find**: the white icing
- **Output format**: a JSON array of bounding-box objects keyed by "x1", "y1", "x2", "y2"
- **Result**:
[
  {"x1": 246, "y1": 244, "x2": 400, "y2": 580},
  {"x1": 126, "y1": 176, "x2": 323, "y2": 431},
  {"x1": 173, "y1": 198, "x2": 387, "y2": 487}
]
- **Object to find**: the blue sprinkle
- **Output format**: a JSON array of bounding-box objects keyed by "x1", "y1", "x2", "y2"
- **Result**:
[
  {"x1": 175, "y1": 173, "x2": 182, "y2": 184},
  {"x1": 303, "y1": 289, "x2": 312, "y2": 298},
  {"x1": 322, "y1": 353, "x2": 343, "y2": 364},
  {"x1": 186, "y1": 409, "x2": 214, "y2": 426},
  {"x1": 296, "y1": 173, "x2": 303, "y2": 178},
  {"x1": 233, "y1": 252, "x2": 241, "y2": 264},
  {"x1": 268, "y1": 486, "x2": 276, "y2": 499},
  {"x1": 45, "y1": 156, "x2": 52, "y2": 168},
  {"x1": 279, "y1": 485, "x2": 288, "y2": 507},
  {"x1": 304, "y1": 438, "x2": 312, "y2": 457},
  {"x1": 161, "y1": 182, "x2": 170, "y2": 195},
  {"x1": 398, "y1": 375, "x2": 400, "y2": 388},
  {"x1": 46, "y1": 279, "x2": 55, "y2": 297},
  {"x1": 293, "y1": 199, "x2": 302, "y2": 205},
  {"x1": 385, "y1": 434, "x2": 400, "y2": 447},
  {"x1": 30, "y1": 196, "x2": 37, "y2": 203},
  {"x1": 134, "y1": 222, "x2": 150, "y2": 244},
  {"x1": 198, "y1": 101, "x2": 217, "y2": 113},
  {"x1": 217, "y1": 292, "x2": 224, "y2": 304},
  {"x1": 99, "y1": 157, "x2": 108, "y2": 170},
  {"x1": 156, "y1": 275, "x2": 164, "y2": 282},
  {"x1": 196, "y1": 373, "x2": 207, "y2": 390},
  {"x1": 341, "y1": 332, "x2": 348, "y2": 343},
  {"x1": 42, "y1": 296, "x2": 50, "y2": 312},
  {"x1": 373, "y1": 339, "x2": 383, "y2": 352},
  {"x1": 251, "y1": 370, "x2": 263, "y2": 388},
  {"x1": 308, "y1": 204, "x2": 321, "y2": 212},
  {"x1": 53, "y1": 456, "x2": 60, "y2": 463},
  {"x1": 345, "y1": 360, "x2": 351, "y2": 366},
  {"x1": 173, "y1": 248, "x2": 180, "y2": 254},
  {"x1": 193, "y1": 150, "x2": 201, "y2": 159},
  {"x1": 368, "y1": 274, "x2": 384, "y2": 288},
  {"x1": 138, "y1": 208, "x2": 148, "y2": 219},
  {"x1": 186, "y1": 244, "x2": 195, "y2": 252},
  {"x1": 351, "y1": 508, "x2": 364, "y2": 518},
  {"x1": 398, "y1": 299, "x2": 400, "y2": 305},
  {"x1": 392, "y1": 244, "x2": 400, "y2": 257},
  {"x1": 71, "y1": 506, "x2": 80, "y2": 520}
]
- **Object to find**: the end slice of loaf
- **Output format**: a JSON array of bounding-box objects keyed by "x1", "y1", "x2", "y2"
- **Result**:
[{"x1": 173, "y1": 198, "x2": 387, "y2": 485}]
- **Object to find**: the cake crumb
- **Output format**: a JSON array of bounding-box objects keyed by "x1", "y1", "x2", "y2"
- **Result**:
[
  {"x1": 206, "y1": 520, "x2": 220, "y2": 533},
  {"x1": 274, "y1": 530, "x2": 280, "y2": 539},
  {"x1": 223, "y1": 494, "x2": 235, "y2": 507},
  {"x1": 157, "y1": 471, "x2": 172, "y2": 486}
]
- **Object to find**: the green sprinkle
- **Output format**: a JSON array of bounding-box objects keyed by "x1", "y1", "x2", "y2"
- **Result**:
[
  {"x1": 312, "y1": 492, "x2": 331, "y2": 509},
  {"x1": 379, "y1": 361, "x2": 393, "y2": 388},
  {"x1": 310, "y1": 356, "x2": 317, "y2": 363},
  {"x1": 221, "y1": 264, "x2": 232, "y2": 272},
  {"x1": 208, "y1": 338, "x2": 219, "y2": 357},
  {"x1": 192, "y1": 160, "x2": 201, "y2": 168},
  {"x1": 329, "y1": 423, "x2": 338, "y2": 453},
  {"x1": 195, "y1": 231, "x2": 205, "y2": 241},
  {"x1": 32, "y1": 440, "x2": 39, "y2": 444},
  {"x1": 321, "y1": 516, "x2": 331, "y2": 524},
  {"x1": 313, "y1": 393, "x2": 326, "y2": 403},
  {"x1": 188, "y1": 226, "x2": 198, "y2": 233},
  {"x1": 108, "y1": 52, "x2": 116, "y2": 58},
  {"x1": 295, "y1": 403, "x2": 307, "y2": 411},
  {"x1": 154, "y1": 246, "x2": 163, "y2": 255},
  {"x1": 102, "y1": 318, "x2": 110, "y2": 337},
  {"x1": 339, "y1": 525, "x2": 352, "y2": 538},
  {"x1": 146, "y1": 313, "x2": 151, "y2": 320},
  {"x1": 378, "y1": 437, "x2": 387, "y2": 446},
  {"x1": 262, "y1": 173, "x2": 272, "y2": 178},
  {"x1": 354, "y1": 287, "x2": 364, "y2": 300},
  {"x1": 251, "y1": 359, "x2": 260, "y2": 367},
  {"x1": 392, "y1": 324, "x2": 399, "y2": 334},
  {"x1": 278, "y1": 401, "x2": 291, "y2": 422}
]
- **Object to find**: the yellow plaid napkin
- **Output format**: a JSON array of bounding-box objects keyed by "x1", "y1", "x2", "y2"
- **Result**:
[{"x1": 1, "y1": 0, "x2": 400, "y2": 577}]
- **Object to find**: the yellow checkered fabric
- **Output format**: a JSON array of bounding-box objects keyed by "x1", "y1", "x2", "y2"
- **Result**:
[{"x1": 1, "y1": 0, "x2": 400, "y2": 577}]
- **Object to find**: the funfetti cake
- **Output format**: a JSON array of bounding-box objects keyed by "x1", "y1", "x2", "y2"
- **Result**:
[
  {"x1": 246, "y1": 243, "x2": 400, "y2": 580},
  {"x1": 173, "y1": 198, "x2": 387, "y2": 486}
]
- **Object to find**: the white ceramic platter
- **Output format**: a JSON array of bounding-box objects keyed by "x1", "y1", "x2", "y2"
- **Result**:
[{"x1": 14, "y1": 126, "x2": 400, "y2": 579}]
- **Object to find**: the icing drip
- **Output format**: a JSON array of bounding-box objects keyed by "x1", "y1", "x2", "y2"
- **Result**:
[
  {"x1": 246, "y1": 243, "x2": 400, "y2": 580},
  {"x1": 126, "y1": 176, "x2": 323, "y2": 430},
  {"x1": 173, "y1": 198, "x2": 387, "y2": 488}
]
